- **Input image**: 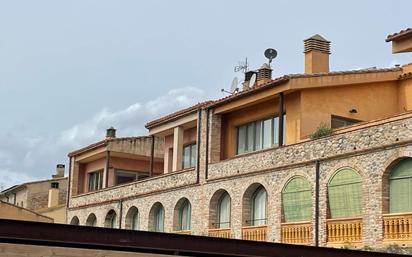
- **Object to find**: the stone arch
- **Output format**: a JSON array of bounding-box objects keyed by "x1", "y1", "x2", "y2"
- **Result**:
[
  {"x1": 70, "y1": 216, "x2": 80, "y2": 225},
  {"x1": 125, "y1": 206, "x2": 139, "y2": 230},
  {"x1": 242, "y1": 183, "x2": 267, "y2": 226},
  {"x1": 104, "y1": 209, "x2": 118, "y2": 228},
  {"x1": 281, "y1": 176, "x2": 312, "y2": 223},
  {"x1": 383, "y1": 157, "x2": 412, "y2": 214},
  {"x1": 148, "y1": 202, "x2": 165, "y2": 232},
  {"x1": 173, "y1": 197, "x2": 191, "y2": 231},
  {"x1": 327, "y1": 167, "x2": 363, "y2": 219},
  {"x1": 86, "y1": 213, "x2": 97, "y2": 227},
  {"x1": 209, "y1": 189, "x2": 231, "y2": 229}
]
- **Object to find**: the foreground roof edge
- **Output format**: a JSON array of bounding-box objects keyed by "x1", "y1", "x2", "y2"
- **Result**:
[{"x1": 386, "y1": 28, "x2": 412, "y2": 42}]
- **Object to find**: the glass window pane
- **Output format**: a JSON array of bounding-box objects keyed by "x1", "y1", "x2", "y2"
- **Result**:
[
  {"x1": 263, "y1": 119, "x2": 272, "y2": 149},
  {"x1": 273, "y1": 117, "x2": 279, "y2": 146},
  {"x1": 155, "y1": 206, "x2": 165, "y2": 232},
  {"x1": 255, "y1": 121, "x2": 262, "y2": 150},
  {"x1": 183, "y1": 145, "x2": 191, "y2": 169},
  {"x1": 218, "y1": 193, "x2": 231, "y2": 228},
  {"x1": 237, "y1": 126, "x2": 247, "y2": 154},
  {"x1": 252, "y1": 187, "x2": 267, "y2": 225},
  {"x1": 247, "y1": 123, "x2": 254, "y2": 152},
  {"x1": 191, "y1": 144, "x2": 197, "y2": 168},
  {"x1": 390, "y1": 158, "x2": 412, "y2": 213},
  {"x1": 180, "y1": 201, "x2": 191, "y2": 230}
]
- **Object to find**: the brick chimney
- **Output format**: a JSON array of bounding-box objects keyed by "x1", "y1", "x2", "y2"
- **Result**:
[
  {"x1": 243, "y1": 70, "x2": 258, "y2": 90},
  {"x1": 48, "y1": 182, "x2": 60, "y2": 208},
  {"x1": 256, "y1": 63, "x2": 272, "y2": 86},
  {"x1": 304, "y1": 34, "x2": 331, "y2": 74},
  {"x1": 52, "y1": 164, "x2": 65, "y2": 179},
  {"x1": 106, "y1": 127, "x2": 116, "y2": 139}
]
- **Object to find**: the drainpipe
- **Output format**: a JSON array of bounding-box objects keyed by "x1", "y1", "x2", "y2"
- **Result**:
[
  {"x1": 196, "y1": 109, "x2": 202, "y2": 184},
  {"x1": 315, "y1": 160, "x2": 320, "y2": 247},
  {"x1": 66, "y1": 157, "x2": 72, "y2": 208},
  {"x1": 278, "y1": 92, "x2": 284, "y2": 146},
  {"x1": 205, "y1": 109, "x2": 210, "y2": 180},
  {"x1": 119, "y1": 199, "x2": 123, "y2": 229},
  {"x1": 149, "y1": 135, "x2": 155, "y2": 177},
  {"x1": 105, "y1": 151, "x2": 110, "y2": 188}
]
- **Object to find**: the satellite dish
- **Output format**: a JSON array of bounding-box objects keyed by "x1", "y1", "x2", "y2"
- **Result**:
[
  {"x1": 230, "y1": 77, "x2": 239, "y2": 93},
  {"x1": 264, "y1": 48, "x2": 278, "y2": 66},
  {"x1": 249, "y1": 73, "x2": 256, "y2": 88}
]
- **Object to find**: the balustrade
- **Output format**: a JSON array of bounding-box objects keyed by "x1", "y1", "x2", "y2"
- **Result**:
[
  {"x1": 242, "y1": 225, "x2": 267, "y2": 241},
  {"x1": 281, "y1": 222, "x2": 312, "y2": 244},
  {"x1": 208, "y1": 228, "x2": 231, "y2": 238},
  {"x1": 327, "y1": 217, "x2": 362, "y2": 244},
  {"x1": 383, "y1": 213, "x2": 412, "y2": 242}
]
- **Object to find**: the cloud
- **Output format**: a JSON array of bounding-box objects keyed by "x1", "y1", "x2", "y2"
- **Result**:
[{"x1": 0, "y1": 86, "x2": 206, "y2": 189}]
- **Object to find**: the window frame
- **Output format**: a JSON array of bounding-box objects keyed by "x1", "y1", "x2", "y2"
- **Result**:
[
  {"x1": 331, "y1": 115, "x2": 361, "y2": 129},
  {"x1": 182, "y1": 142, "x2": 197, "y2": 169},
  {"x1": 88, "y1": 170, "x2": 103, "y2": 192}
]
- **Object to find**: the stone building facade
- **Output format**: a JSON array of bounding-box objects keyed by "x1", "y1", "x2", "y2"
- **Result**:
[{"x1": 67, "y1": 28, "x2": 412, "y2": 248}]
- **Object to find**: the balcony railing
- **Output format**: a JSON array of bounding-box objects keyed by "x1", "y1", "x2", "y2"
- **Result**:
[
  {"x1": 242, "y1": 225, "x2": 267, "y2": 241},
  {"x1": 383, "y1": 213, "x2": 412, "y2": 242},
  {"x1": 208, "y1": 228, "x2": 231, "y2": 238},
  {"x1": 327, "y1": 217, "x2": 362, "y2": 245},
  {"x1": 174, "y1": 230, "x2": 191, "y2": 235},
  {"x1": 281, "y1": 221, "x2": 312, "y2": 245}
]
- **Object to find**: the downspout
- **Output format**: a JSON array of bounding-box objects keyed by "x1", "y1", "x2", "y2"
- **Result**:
[
  {"x1": 315, "y1": 160, "x2": 320, "y2": 247},
  {"x1": 66, "y1": 156, "x2": 72, "y2": 208},
  {"x1": 205, "y1": 108, "x2": 210, "y2": 180},
  {"x1": 105, "y1": 151, "x2": 110, "y2": 188},
  {"x1": 278, "y1": 92, "x2": 284, "y2": 146},
  {"x1": 119, "y1": 199, "x2": 123, "y2": 229},
  {"x1": 196, "y1": 109, "x2": 202, "y2": 184}
]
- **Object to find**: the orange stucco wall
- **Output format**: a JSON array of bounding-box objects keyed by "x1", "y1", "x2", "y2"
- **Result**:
[
  {"x1": 300, "y1": 81, "x2": 399, "y2": 138},
  {"x1": 163, "y1": 127, "x2": 197, "y2": 173},
  {"x1": 399, "y1": 78, "x2": 412, "y2": 112}
]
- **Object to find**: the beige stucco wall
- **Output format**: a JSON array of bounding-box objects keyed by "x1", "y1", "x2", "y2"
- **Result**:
[{"x1": 0, "y1": 202, "x2": 53, "y2": 223}]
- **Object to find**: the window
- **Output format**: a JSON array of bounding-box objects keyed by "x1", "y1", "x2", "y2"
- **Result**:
[
  {"x1": 125, "y1": 207, "x2": 139, "y2": 230},
  {"x1": 217, "y1": 193, "x2": 231, "y2": 228},
  {"x1": 88, "y1": 170, "x2": 103, "y2": 192},
  {"x1": 251, "y1": 186, "x2": 267, "y2": 226},
  {"x1": 70, "y1": 216, "x2": 80, "y2": 225},
  {"x1": 179, "y1": 199, "x2": 191, "y2": 231},
  {"x1": 282, "y1": 176, "x2": 312, "y2": 222},
  {"x1": 182, "y1": 143, "x2": 197, "y2": 169},
  {"x1": 331, "y1": 115, "x2": 360, "y2": 129},
  {"x1": 114, "y1": 170, "x2": 149, "y2": 185},
  {"x1": 389, "y1": 158, "x2": 412, "y2": 213},
  {"x1": 328, "y1": 168, "x2": 362, "y2": 218},
  {"x1": 86, "y1": 213, "x2": 97, "y2": 227},
  {"x1": 51, "y1": 182, "x2": 59, "y2": 189},
  {"x1": 155, "y1": 205, "x2": 165, "y2": 232},
  {"x1": 237, "y1": 115, "x2": 286, "y2": 155},
  {"x1": 104, "y1": 210, "x2": 117, "y2": 228}
]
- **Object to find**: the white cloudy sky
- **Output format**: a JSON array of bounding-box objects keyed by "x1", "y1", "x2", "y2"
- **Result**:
[{"x1": 0, "y1": 0, "x2": 411, "y2": 189}]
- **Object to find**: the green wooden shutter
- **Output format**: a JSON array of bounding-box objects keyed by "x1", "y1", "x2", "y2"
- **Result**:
[
  {"x1": 390, "y1": 158, "x2": 412, "y2": 213},
  {"x1": 328, "y1": 168, "x2": 362, "y2": 218},
  {"x1": 282, "y1": 176, "x2": 312, "y2": 222}
]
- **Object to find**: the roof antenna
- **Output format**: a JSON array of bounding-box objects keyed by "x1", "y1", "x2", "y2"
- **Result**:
[
  {"x1": 264, "y1": 48, "x2": 278, "y2": 67},
  {"x1": 234, "y1": 57, "x2": 249, "y2": 73}
]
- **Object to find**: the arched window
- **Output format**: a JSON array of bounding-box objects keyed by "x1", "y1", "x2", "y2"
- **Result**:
[
  {"x1": 218, "y1": 192, "x2": 231, "y2": 228},
  {"x1": 178, "y1": 199, "x2": 191, "y2": 231},
  {"x1": 328, "y1": 168, "x2": 362, "y2": 218},
  {"x1": 389, "y1": 158, "x2": 412, "y2": 213},
  {"x1": 155, "y1": 205, "x2": 165, "y2": 232},
  {"x1": 282, "y1": 176, "x2": 312, "y2": 222},
  {"x1": 125, "y1": 207, "x2": 139, "y2": 230},
  {"x1": 70, "y1": 216, "x2": 80, "y2": 225},
  {"x1": 251, "y1": 186, "x2": 267, "y2": 225},
  {"x1": 86, "y1": 213, "x2": 97, "y2": 227},
  {"x1": 104, "y1": 210, "x2": 117, "y2": 228}
]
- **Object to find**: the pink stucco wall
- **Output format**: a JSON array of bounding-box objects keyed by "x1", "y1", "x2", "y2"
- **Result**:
[{"x1": 163, "y1": 127, "x2": 197, "y2": 173}]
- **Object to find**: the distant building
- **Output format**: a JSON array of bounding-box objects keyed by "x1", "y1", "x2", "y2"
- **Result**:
[
  {"x1": 67, "y1": 28, "x2": 412, "y2": 248},
  {"x1": 0, "y1": 201, "x2": 53, "y2": 223},
  {"x1": 0, "y1": 165, "x2": 68, "y2": 223}
]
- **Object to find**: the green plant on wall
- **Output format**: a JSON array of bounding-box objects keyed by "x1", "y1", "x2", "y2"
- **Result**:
[{"x1": 309, "y1": 122, "x2": 333, "y2": 140}]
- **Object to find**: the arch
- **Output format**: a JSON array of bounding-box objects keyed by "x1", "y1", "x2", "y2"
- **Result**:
[
  {"x1": 86, "y1": 213, "x2": 97, "y2": 227},
  {"x1": 282, "y1": 176, "x2": 312, "y2": 222},
  {"x1": 242, "y1": 183, "x2": 267, "y2": 226},
  {"x1": 173, "y1": 198, "x2": 191, "y2": 231},
  {"x1": 209, "y1": 189, "x2": 231, "y2": 229},
  {"x1": 327, "y1": 168, "x2": 362, "y2": 219},
  {"x1": 125, "y1": 206, "x2": 139, "y2": 230},
  {"x1": 70, "y1": 216, "x2": 80, "y2": 225},
  {"x1": 388, "y1": 158, "x2": 412, "y2": 213},
  {"x1": 149, "y1": 202, "x2": 165, "y2": 232},
  {"x1": 104, "y1": 209, "x2": 118, "y2": 228}
]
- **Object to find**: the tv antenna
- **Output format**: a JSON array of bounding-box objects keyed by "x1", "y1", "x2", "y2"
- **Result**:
[
  {"x1": 221, "y1": 77, "x2": 239, "y2": 95},
  {"x1": 264, "y1": 48, "x2": 277, "y2": 67},
  {"x1": 234, "y1": 57, "x2": 249, "y2": 73}
]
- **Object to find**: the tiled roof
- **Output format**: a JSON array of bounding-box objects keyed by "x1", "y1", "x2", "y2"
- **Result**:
[
  {"x1": 145, "y1": 101, "x2": 213, "y2": 129},
  {"x1": 68, "y1": 136, "x2": 151, "y2": 157},
  {"x1": 399, "y1": 72, "x2": 412, "y2": 80},
  {"x1": 386, "y1": 28, "x2": 412, "y2": 42},
  {"x1": 206, "y1": 67, "x2": 401, "y2": 108}
]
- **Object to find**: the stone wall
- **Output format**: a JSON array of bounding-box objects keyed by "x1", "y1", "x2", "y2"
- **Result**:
[{"x1": 67, "y1": 113, "x2": 412, "y2": 248}]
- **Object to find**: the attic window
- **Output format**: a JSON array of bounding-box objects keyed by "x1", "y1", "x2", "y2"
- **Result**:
[
  {"x1": 51, "y1": 182, "x2": 59, "y2": 189},
  {"x1": 331, "y1": 115, "x2": 360, "y2": 129}
]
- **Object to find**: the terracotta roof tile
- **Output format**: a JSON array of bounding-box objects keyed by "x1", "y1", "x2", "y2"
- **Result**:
[
  {"x1": 386, "y1": 28, "x2": 412, "y2": 42},
  {"x1": 145, "y1": 101, "x2": 213, "y2": 129}
]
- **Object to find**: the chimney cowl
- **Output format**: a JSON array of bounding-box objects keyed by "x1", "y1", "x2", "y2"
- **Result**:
[
  {"x1": 53, "y1": 164, "x2": 65, "y2": 178},
  {"x1": 257, "y1": 63, "x2": 272, "y2": 84},
  {"x1": 106, "y1": 127, "x2": 116, "y2": 138},
  {"x1": 304, "y1": 34, "x2": 331, "y2": 74},
  {"x1": 304, "y1": 34, "x2": 331, "y2": 54}
]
